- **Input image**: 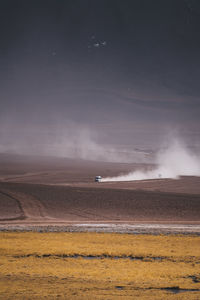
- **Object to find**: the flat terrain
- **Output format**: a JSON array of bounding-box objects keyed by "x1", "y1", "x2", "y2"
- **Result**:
[
  {"x1": 0, "y1": 155, "x2": 200, "y2": 299},
  {"x1": 0, "y1": 232, "x2": 200, "y2": 299},
  {"x1": 0, "y1": 182, "x2": 200, "y2": 224},
  {"x1": 0, "y1": 154, "x2": 200, "y2": 232}
]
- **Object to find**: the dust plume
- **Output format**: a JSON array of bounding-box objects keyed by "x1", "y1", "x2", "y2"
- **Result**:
[
  {"x1": 102, "y1": 138, "x2": 200, "y2": 182},
  {"x1": 0, "y1": 113, "x2": 153, "y2": 163}
]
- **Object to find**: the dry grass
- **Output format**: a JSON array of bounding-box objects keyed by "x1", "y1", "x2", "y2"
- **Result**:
[
  {"x1": 0, "y1": 232, "x2": 200, "y2": 299},
  {"x1": 0, "y1": 232, "x2": 200, "y2": 257}
]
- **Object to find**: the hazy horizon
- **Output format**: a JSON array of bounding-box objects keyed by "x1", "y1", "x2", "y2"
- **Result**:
[{"x1": 0, "y1": 0, "x2": 200, "y2": 160}]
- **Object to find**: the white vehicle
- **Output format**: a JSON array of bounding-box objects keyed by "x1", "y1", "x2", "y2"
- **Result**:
[{"x1": 95, "y1": 176, "x2": 102, "y2": 182}]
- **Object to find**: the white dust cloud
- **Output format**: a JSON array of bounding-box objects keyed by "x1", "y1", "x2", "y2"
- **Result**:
[
  {"x1": 102, "y1": 138, "x2": 200, "y2": 182},
  {"x1": 0, "y1": 119, "x2": 150, "y2": 163}
]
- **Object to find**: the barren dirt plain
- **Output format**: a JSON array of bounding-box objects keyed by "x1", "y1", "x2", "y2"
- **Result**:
[{"x1": 0, "y1": 153, "x2": 200, "y2": 233}]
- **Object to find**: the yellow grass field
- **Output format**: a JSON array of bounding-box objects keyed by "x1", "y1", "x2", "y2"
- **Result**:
[{"x1": 0, "y1": 232, "x2": 200, "y2": 299}]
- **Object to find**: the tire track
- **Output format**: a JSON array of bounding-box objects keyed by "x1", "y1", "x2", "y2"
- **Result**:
[
  {"x1": 0, "y1": 190, "x2": 26, "y2": 221},
  {"x1": 0, "y1": 189, "x2": 115, "y2": 223},
  {"x1": 0, "y1": 189, "x2": 56, "y2": 222}
]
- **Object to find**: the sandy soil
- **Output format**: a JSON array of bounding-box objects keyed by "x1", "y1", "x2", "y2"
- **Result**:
[{"x1": 0, "y1": 154, "x2": 199, "y2": 233}]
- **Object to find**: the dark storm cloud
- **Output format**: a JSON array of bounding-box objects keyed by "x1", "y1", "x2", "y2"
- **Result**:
[{"x1": 0, "y1": 0, "x2": 200, "y2": 152}]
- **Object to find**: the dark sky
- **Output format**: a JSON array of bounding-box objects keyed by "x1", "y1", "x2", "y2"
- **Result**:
[{"x1": 0, "y1": 0, "x2": 200, "y2": 153}]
